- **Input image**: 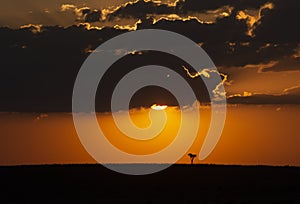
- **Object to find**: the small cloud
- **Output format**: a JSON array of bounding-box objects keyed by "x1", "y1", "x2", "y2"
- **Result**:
[
  {"x1": 85, "y1": 10, "x2": 102, "y2": 23},
  {"x1": 60, "y1": 4, "x2": 76, "y2": 12},
  {"x1": 260, "y1": 57, "x2": 300, "y2": 72},
  {"x1": 183, "y1": 65, "x2": 228, "y2": 101},
  {"x1": 83, "y1": 45, "x2": 99, "y2": 53},
  {"x1": 113, "y1": 19, "x2": 142, "y2": 30},
  {"x1": 227, "y1": 93, "x2": 300, "y2": 104},
  {"x1": 35, "y1": 113, "x2": 48, "y2": 121},
  {"x1": 61, "y1": 4, "x2": 101, "y2": 23},
  {"x1": 43, "y1": 8, "x2": 50, "y2": 14},
  {"x1": 152, "y1": 14, "x2": 213, "y2": 24},
  {"x1": 20, "y1": 24, "x2": 42, "y2": 33},
  {"x1": 77, "y1": 23, "x2": 103, "y2": 30},
  {"x1": 236, "y1": 2, "x2": 274, "y2": 36},
  {"x1": 283, "y1": 85, "x2": 300, "y2": 95},
  {"x1": 228, "y1": 91, "x2": 253, "y2": 98},
  {"x1": 114, "y1": 48, "x2": 128, "y2": 56},
  {"x1": 237, "y1": 61, "x2": 278, "y2": 73},
  {"x1": 129, "y1": 50, "x2": 143, "y2": 55},
  {"x1": 166, "y1": 0, "x2": 180, "y2": 7}
]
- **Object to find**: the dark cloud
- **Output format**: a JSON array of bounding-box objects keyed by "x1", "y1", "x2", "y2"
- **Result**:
[
  {"x1": 60, "y1": 4, "x2": 102, "y2": 23},
  {"x1": 79, "y1": 8, "x2": 91, "y2": 16},
  {"x1": 228, "y1": 94, "x2": 300, "y2": 104},
  {"x1": 84, "y1": 10, "x2": 102, "y2": 23},
  {"x1": 261, "y1": 56, "x2": 300, "y2": 72},
  {"x1": 0, "y1": 25, "x2": 124, "y2": 112},
  {"x1": 177, "y1": 0, "x2": 271, "y2": 12},
  {"x1": 0, "y1": 26, "x2": 212, "y2": 112},
  {"x1": 106, "y1": 1, "x2": 176, "y2": 21},
  {"x1": 137, "y1": 15, "x2": 295, "y2": 68},
  {"x1": 143, "y1": 13, "x2": 250, "y2": 43},
  {"x1": 254, "y1": 0, "x2": 300, "y2": 43},
  {"x1": 283, "y1": 85, "x2": 300, "y2": 95},
  {"x1": 103, "y1": 0, "x2": 300, "y2": 70},
  {"x1": 105, "y1": 0, "x2": 271, "y2": 21},
  {"x1": 0, "y1": 0, "x2": 299, "y2": 112}
]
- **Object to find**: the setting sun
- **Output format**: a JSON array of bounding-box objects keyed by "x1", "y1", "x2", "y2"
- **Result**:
[{"x1": 151, "y1": 104, "x2": 168, "y2": 110}]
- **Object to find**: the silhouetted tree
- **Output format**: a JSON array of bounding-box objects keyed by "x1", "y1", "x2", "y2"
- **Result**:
[{"x1": 188, "y1": 153, "x2": 197, "y2": 165}]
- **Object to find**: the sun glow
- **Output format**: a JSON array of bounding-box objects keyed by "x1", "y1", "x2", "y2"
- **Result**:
[{"x1": 151, "y1": 104, "x2": 168, "y2": 110}]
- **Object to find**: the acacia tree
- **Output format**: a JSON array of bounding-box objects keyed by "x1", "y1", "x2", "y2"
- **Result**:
[{"x1": 188, "y1": 153, "x2": 197, "y2": 165}]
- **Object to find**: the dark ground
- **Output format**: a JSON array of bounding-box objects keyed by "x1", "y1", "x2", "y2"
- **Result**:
[{"x1": 0, "y1": 164, "x2": 299, "y2": 204}]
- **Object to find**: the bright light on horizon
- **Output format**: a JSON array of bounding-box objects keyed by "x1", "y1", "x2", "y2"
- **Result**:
[{"x1": 151, "y1": 104, "x2": 168, "y2": 110}]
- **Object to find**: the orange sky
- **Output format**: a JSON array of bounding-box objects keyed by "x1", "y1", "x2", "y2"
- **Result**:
[{"x1": 1, "y1": 104, "x2": 299, "y2": 166}]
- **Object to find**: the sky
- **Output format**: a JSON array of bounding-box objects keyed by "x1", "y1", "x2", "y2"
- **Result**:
[
  {"x1": 1, "y1": 105, "x2": 300, "y2": 165},
  {"x1": 0, "y1": 0, "x2": 299, "y2": 166}
]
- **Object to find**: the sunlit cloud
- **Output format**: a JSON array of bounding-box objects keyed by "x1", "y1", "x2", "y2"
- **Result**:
[
  {"x1": 60, "y1": 4, "x2": 102, "y2": 23},
  {"x1": 102, "y1": 0, "x2": 231, "y2": 26},
  {"x1": 218, "y1": 63, "x2": 300, "y2": 100},
  {"x1": 59, "y1": 1, "x2": 148, "y2": 29},
  {"x1": 205, "y1": 5, "x2": 234, "y2": 17},
  {"x1": 77, "y1": 23, "x2": 103, "y2": 30},
  {"x1": 101, "y1": 0, "x2": 140, "y2": 21},
  {"x1": 73, "y1": 6, "x2": 91, "y2": 19},
  {"x1": 165, "y1": 0, "x2": 180, "y2": 7},
  {"x1": 129, "y1": 50, "x2": 144, "y2": 55},
  {"x1": 152, "y1": 14, "x2": 213, "y2": 24},
  {"x1": 182, "y1": 65, "x2": 228, "y2": 101},
  {"x1": 113, "y1": 19, "x2": 142, "y2": 30},
  {"x1": 261, "y1": 56, "x2": 300, "y2": 72},
  {"x1": 238, "y1": 61, "x2": 279, "y2": 73},
  {"x1": 228, "y1": 91, "x2": 253, "y2": 98},
  {"x1": 283, "y1": 84, "x2": 300, "y2": 95},
  {"x1": 145, "y1": 0, "x2": 163, "y2": 5},
  {"x1": 60, "y1": 4, "x2": 77, "y2": 12},
  {"x1": 183, "y1": 65, "x2": 211, "y2": 79},
  {"x1": 151, "y1": 5, "x2": 233, "y2": 24},
  {"x1": 83, "y1": 45, "x2": 99, "y2": 54},
  {"x1": 137, "y1": 6, "x2": 231, "y2": 25},
  {"x1": 20, "y1": 24, "x2": 42, "y2": 33},
  {"x1": 43, "y1": 8, "x2": 50, "y2": 14},
  {"x1": 256, "y1": 43, "x2": 274, "y2": 53},
  {"x1": 236, "y1": 2, "x2": 274, "y2": 37},
  {"x1": 61, "y1": 4, "x2": 79, "y2": 12}
]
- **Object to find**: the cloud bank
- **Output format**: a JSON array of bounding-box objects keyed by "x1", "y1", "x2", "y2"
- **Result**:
[{"x1": 0, "y1": 0, "x2": 299, "y2": 111}]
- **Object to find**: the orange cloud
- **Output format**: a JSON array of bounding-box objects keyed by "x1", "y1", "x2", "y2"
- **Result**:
[
  {"x1": 283, "y1": 84, "x2": 300, "y2": 95},
  {"x1": 228, "y1": 91, "x2": 253, "y2": 98}
]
